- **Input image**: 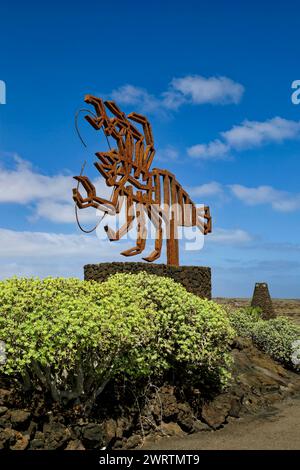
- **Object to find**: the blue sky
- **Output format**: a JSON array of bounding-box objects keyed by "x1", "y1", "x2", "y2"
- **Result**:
[{"x1": 0, "y1": 0, "x2": 300, "y2": 297}]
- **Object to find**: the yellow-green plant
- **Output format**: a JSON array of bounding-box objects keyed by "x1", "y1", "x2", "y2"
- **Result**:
[
  {"x1": 251, "y1": 317, "x2": 300, "y2": 370},
  {"x1": 230, "y1": 307, "x2": 300, "y2": 371},
  {"x1": 0, "y1": 273, "x2": 234, "y2": 410}
]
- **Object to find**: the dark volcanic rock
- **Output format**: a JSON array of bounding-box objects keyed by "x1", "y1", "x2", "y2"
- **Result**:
[
  {"x1": 159, "y1": 386, "x2": 179, "y2": 420},
  {"x1": 115, "y1": 417, "x2": 132, "y2": 439},
  {"x1": 29, "y1": 431, "x2": 45, "y2": 450},
  {"x1": 176, "y1": 403, "x2": 195, "y2": 432},
  {"x1": 10, "y1": 410, "x2": 31, "y2": 430},
  {"x1": 65, "y1": 439, "x2": 85, "y2": 450},
  {"x1": 0, "y1": 428, "x2": 17, "y2": 449},
  {"x1": 251, "y1": 282, "x2": 275, "y2": 319},
  {"x1": 160, "y1": 422, "x2": 185, "y2": 437},
  {"x1": 103, "y1": 419, "x2": 117, "y2": 445},
  {"x1": 0, "y1": 411, "x2": 11, "y2": 429},
  {"x1": 10, "y1": 432, "x2": 30, "y2": 450},
  {"x1": 0, "y1": 406, "x2": 8, "y2": 416},
  {"x1": 201, "y1": 395, "x2": 232, "y2": 429},
  {"x1": 84, "y1": 262, "x2": 212, "y2": 299},
  {"x1": 82, "y1": 423, "x2": 105, "y2": 448},
  {"x1": 0, "y1": 388, "x2": 11, "y2": 406},
  {"x1": 123, "y1": 434, "x2": 142, "y2": 449},
  {"x1": 229, "y1": 398, "x2": 242, "y2": 418},
  {"x1": 29, "y1": 438, "x2": 45, "y2": 450},
  {"x1": 43, "y1": 422, "x2": 71, "y2": 450},
  {"x1": 191, "y1": 420, "x2": 211, "y2": 432}
]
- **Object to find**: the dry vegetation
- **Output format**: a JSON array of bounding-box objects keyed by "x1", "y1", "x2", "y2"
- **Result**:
[{"x1": 214, "y1": 298, "x2": 300, "y2": 326}]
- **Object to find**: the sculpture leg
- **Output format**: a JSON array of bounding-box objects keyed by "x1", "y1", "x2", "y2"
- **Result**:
[
  {"x1": 121, "y1": 203, "x2": 147, "y2": 257},
  {"x1": 196, "y1": 206, "x2": 212, "y2": 234},
  {"x1": 142, "y1": 206, "x2": 163, "y2": 262},
  {"x1": 105, "y1": 194, "x2": 135, "y2": 241},
  {"x1": 166, "y1": 215, "x2": 179, "y2": 266}
]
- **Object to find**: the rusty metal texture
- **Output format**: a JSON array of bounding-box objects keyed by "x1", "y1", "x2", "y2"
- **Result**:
[{"x1": 73, "y1": 95, "x2": 212, "y2": 266}]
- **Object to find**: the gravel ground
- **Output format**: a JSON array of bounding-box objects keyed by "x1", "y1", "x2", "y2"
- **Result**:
[{"x1": 143, "y1": 396, "x2": 300, "y2": 450}]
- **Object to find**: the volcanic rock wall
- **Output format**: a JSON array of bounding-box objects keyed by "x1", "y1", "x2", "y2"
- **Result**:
[{"x1": 84, "y1": 262, "x2": 211, "y2": 299}]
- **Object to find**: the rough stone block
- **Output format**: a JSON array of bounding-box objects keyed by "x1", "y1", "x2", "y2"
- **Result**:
[
  {"x1": 251, "y1": 282, "x2": 275, "y2": 320},
  {"x1": 84, "y1": 262, "x2": 211, "y2": 299}
]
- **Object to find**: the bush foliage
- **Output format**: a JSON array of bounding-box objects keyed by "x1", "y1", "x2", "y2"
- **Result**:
[
  {"x1": 0, "y1": 273, "x2": 234, "y2": 409},
  {"x1": 230, "y1": 307, "x2": 300, "y2": 371},
  {"x1": 229, "y1": 307, "x2": 262, "y2": 338}
]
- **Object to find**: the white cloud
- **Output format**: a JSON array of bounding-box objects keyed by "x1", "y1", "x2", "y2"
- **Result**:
[
  {"x1": 188, "y1": 182, "x2": 224, "y2": 198},
  {"x1": 189, "y1": 181, "x2": 300, "y2": 213},
  {"x1": 0, "y1": 228, "x2": 124, "y2": 279},
  {"x1": 109, "y1": 75, "x2": 244, "y2": 115},
  {"x1": 32, "y1": 201, "x2": 100, "y2": 224},
  {"x1": 187, "y1": 140, "x2": 229, "y2": 160},
  {"x1": 208, "y1": 228, "x2": 253, "y2": 244},
  {"x1": 111, "y1": 84, "x2": 161, "y2": 115},
  {"x1": 156, "y1": 145, "x2": 179, "y2": 162},
  {"x1": 0, "y1": 155, "x2": 111, "y2": 224},
  {"x1": 188, "y1": 116, "x2": 300, "y2": 159},
  {"x1": 0, "y1": 225, "x2": 251, "y2": 279},
  {"x1": 0, "y1": 228, "x2": 103, "y2": 258},
  {"x1": 229, "y1": 184, "x2": 300, "y2": 212},
  {"x1": 222, "y1": 117, "x2": 300, "y2": 150},
  {"x1": 230, "y1": 184, "x2": 279, "y2": 205},
  {"x1": 169, "y1": 75, "x2": 244, "y2": 106},
  {"x1": 0, "y1": 155, "x2": 71, "y2": 204},
  {"x1": 161, "y1": 90, "x2": 186, "y2": 110}
]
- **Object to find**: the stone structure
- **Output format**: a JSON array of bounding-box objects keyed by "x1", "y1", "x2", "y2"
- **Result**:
[
  {"x1": 251, "y1": 282, "x2": 276, "y2": 320},
  {"x1": 84, "y1": 262, "x2": 211, "y2": 299}
]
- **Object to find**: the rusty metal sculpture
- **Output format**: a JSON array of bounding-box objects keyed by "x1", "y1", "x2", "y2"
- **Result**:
[{"x1": 73, "y1": 95, "x2": 212, "y2": 266}]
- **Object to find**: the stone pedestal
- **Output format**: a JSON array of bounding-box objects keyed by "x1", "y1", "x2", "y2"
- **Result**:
[
  {"x1": 251, "y1": 282, "x2": 275, "y2": 319},
  {"x1": 84, "y1": 262, "x2": 211, "y2": 299}
]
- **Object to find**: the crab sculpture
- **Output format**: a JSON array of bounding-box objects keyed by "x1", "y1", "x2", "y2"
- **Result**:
[{"x1": 73, "y1": 95, "x2": 212, "y2": 266}]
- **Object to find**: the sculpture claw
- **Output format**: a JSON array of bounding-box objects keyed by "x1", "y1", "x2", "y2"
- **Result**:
[
  {"x1": 104, "y1": 225, "x2": 118, "y2": 241},
  {"x1": 142, "y1": 250, "x2": 160, "y2": 262},
  {"x1": 121, "y1": 248, "x2": 142, "y2": 257}
]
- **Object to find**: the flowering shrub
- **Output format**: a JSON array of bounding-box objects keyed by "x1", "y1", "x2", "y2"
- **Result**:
[
  {"x1": 251, "y1": 317, "x2": 300, "y2": 370},
  {"x1": 229, "y1": 307, "x2": 262, "y2": 338},
  {"x1": 0, "y1": 273, "x2": 234, "y2": 409},
  {"x1": 230, "y1": 307, "x2": 300, "y2": 371}
]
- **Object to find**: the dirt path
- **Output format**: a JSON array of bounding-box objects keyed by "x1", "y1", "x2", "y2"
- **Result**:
[{"x1": 143, "y1": 397, "x2": 300, "y2": 450}]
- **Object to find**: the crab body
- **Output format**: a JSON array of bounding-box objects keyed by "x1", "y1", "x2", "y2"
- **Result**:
[{"x1": 73, "y1": 95, "x2": 212, "y2": 265}]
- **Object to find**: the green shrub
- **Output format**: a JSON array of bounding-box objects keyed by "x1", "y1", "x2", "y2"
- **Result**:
[
  {"x1": 0, "y1": 273, "x2": 234, "y2": 409},
  {"x1": 252, "y1": 317, "x2": 300, "y2": 370},
  {"x1": 230, "y1": 307, "x2": 300, "y2": 371},
  {"x1": 229, "y1": 307, "x2": 262, "y2": 337}
]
